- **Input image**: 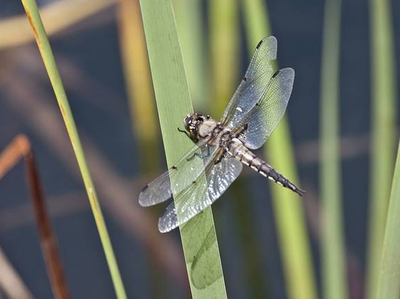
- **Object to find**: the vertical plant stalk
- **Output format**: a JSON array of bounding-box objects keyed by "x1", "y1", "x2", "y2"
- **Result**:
[
  {"x1": 209, "y1": 0, "x2": 240, "y2": 117},
  {"x1": 117, "y1": 0, "x2": 160, "y2": 173},
  {"x1": 267, "y1": 124, "x2": 317, "y2": 299},
  {"x1": 376, "y1": 141, "x2": 400, "y2": 299},
  {"x1": 366, "y1": 0, "x2": 397, "y2": 298},
  {"x1": 320, "y1": 0, "x2": 348, "y2": 298},
  {"x1": 20, "y1": 1, "x2": 127, "y2": 298},
  {"x1": 172, "y1": 0, "x2": 209, "y2": 110},
  {"x1": 139, "y1": 0, "x2": 227, "y2": 297},
  {"x1": 242, "y1": 1, "x2": 317, "y2": 299},
  {"x1": 25, "y1": 149, "x2": 71, "y2": 299},
  {"x1": 242, "y1": 0, "x2": 271, "y2": 44}
]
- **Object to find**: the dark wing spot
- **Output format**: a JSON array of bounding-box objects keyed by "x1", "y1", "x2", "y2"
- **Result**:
[
  {"x1": 192, "y1": 180, "x2": 196, "y2": 185},
  {"x1": 243, "y1": 76, "x2": 248, "y2": 82},
  {"x1": 256, "y1": 39, "x2": 263, "y2": 49},
  {"x1": 272, "y1": 70, "x2": 280, "y2": 79},
  {"x1": 172, "y1": 166, "x2": 177, "y2": 170},
  {"x1": 141, "y1": 185, "x2": 149, "y2": 192}
]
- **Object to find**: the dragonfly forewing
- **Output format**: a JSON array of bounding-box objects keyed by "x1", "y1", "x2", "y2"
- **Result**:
[
  {"x1": 221, "y1": 36, "x2": 277, "y2": 130},
  {"x1": 139, "y1": 142, "x2": 217, "y2": 207},
  {"x1": 239, "y1": 68, "x2": 295, "y2": 150},
  {"x1": 158, "y1": 157, "x2": 243, "y2": 233}
]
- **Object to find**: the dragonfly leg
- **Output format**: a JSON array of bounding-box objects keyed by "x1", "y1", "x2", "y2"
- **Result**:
[
  {"x1": 177, "y1": 127, "x2": 190, "y2": 138},
  {"x1": 213, "y1": 148, "x2": 226, "y2": 165},
  {"x1": 233, "y1": 123, "x2": 248, "y2": 138},
  {"x1": 187, "y1": 145, "x2": 211, "y2": 161}
]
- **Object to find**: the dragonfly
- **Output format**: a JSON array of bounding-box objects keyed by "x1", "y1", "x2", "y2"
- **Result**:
[{"x1": 139, "y1": 36, "x2": 304, "y2": 233}]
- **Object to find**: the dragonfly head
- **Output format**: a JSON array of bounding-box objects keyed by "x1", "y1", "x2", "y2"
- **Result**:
[{"x1": 184, "y1": 112, "x2": 209, "y2": 142}]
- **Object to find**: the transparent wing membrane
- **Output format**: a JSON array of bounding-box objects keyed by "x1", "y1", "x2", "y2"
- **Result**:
[
  {"x1": 158, "y1": 157, "x2": 243, "y2": 233},
  {"x1": 221, "y1": 36, "x2": 277, "y2": 130},
  {"x1": 239, "y1": 68, "x2": 294, "y2": 149},
  {"x1": 138, "y1": 143, "x2": 217, "y2": 207}
]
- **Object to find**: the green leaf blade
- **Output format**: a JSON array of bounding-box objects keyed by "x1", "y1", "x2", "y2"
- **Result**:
[
  {"x1": 367, "y1": 0, "x2": 398, "y2": 297},
  {"x1": 376, "y1": 141, "x2": 400, "y2": 299},
  {"x1": 139, "y1": 0, "x2": 227, "y2": 297},
  {"x1": 241, "y1": 1, "x2": 318, "y2": 299},
  {"x1": 320, "y1": 0, "x2": 348, "y2": 298}
]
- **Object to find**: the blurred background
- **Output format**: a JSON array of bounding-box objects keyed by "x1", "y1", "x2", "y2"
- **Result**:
[{"x1": 0, "y1": 0, "x2": 399, "y2": 298}]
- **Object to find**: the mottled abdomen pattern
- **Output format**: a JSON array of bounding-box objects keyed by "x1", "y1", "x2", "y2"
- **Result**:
[{"x1": 228, "y1": 138, "x2": 305, "y2": 196}]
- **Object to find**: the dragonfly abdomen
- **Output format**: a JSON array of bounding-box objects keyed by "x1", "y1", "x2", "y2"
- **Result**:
[
  {"x1": 228, "y1": 140, "x2": 305, "y2": 196},
  {"x1": 258, "y1": 163, "x2": 305, "y2": 196}
]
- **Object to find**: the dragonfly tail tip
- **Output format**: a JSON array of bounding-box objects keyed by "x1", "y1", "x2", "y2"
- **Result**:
[{"x1": 296, "y1": 188, "x2": 306, "y2": 197}]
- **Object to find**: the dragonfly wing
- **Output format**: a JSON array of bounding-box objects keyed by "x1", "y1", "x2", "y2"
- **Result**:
[
  {"x1": 139, "y1": 142, "x2": 217, "y2": 207},
  {"x1": 221, "y1": 36, "x2": 277, "y2": 130},
  {"x1": 158, "y1": 156, "x2": 243, "y2": 233},
  {"x1": 239, "y1": 68, "x2": 295, "y2": 150}
]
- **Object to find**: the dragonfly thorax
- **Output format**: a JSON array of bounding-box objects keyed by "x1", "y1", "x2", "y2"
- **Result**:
[{"x1": 184, "y1": 112, "x2": 220, "y2": 143}]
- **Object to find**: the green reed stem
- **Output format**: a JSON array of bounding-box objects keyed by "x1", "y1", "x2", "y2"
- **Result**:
[
  {"x1": 20, "y1": 1, "x2": 127, "y2": 298},
  {"x1": 209, "y1": 0, "x2": 240, "y2": 117},
  {"x1": 242, "y1": 1, "x2": 317, "y2": 299},
  {"x1": 320, "y1": 0, "x2": 348, "y2": 298},
  {"x1": 139, "y1": 0, "x2": 227, "y2": 297},
  {"x1": 367, "y1": 0, "x2": 397, "y2": 298}
]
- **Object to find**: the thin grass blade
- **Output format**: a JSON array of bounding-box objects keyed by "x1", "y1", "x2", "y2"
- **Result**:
[
  {"x1": 320, "y1": 0, "x2": 348, "y2": 298},
  {"x1": 173, "y1": 0, "x2": 209, "y2": 110},
  {"x1": 117, "y1": 0, "x2": 160, "y2": 173},
  {"x1": 209, "y1": 0, "x2": 240, "y2": 117},
  {"x1": 366, "y1": 0, "x2": 397, "y2": 298},
  {"x1": 139, "y1": 0, "x2": 227, "y2": 297},
  {"x1": 20, "y1": 1, "x2": 127, "y2": 298},
  {"x1": 241, "y1": 1, "x2": 317, "y2": 299}
]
